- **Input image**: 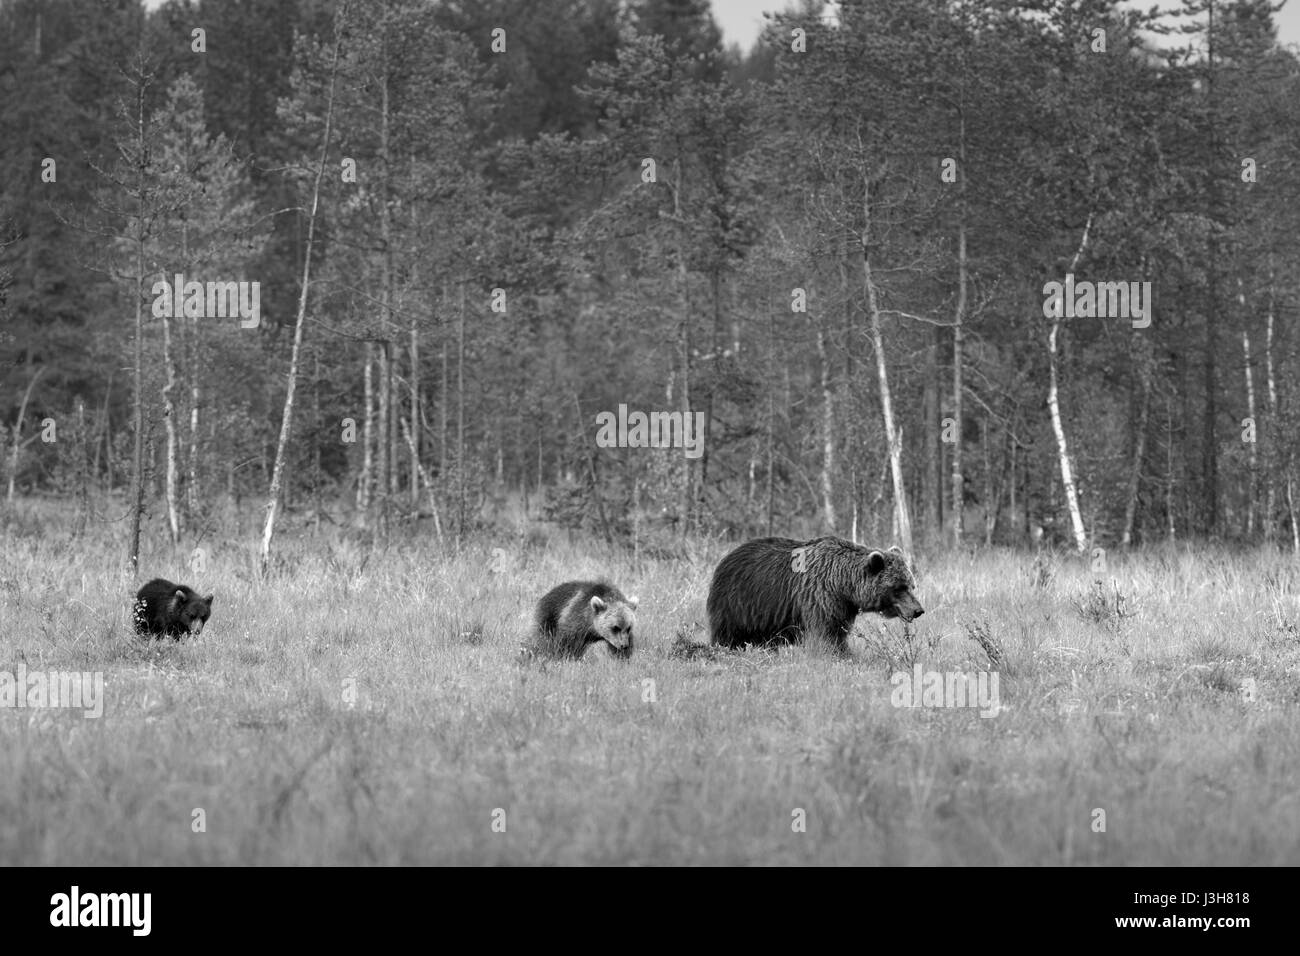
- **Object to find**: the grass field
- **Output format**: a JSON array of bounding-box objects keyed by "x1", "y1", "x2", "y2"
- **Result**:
[{"x1": 2, "y1": 501, "x2": 1299, "y2": 865}]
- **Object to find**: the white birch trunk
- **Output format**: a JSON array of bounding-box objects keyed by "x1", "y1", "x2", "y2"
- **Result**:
[
  {"x1": 1239, "y1": 278, "x2": 1257, "y2": 536},
  {"x1": 358, "y1": 345, "x2": 373, "y2": 510},
  {"x1": 861, "y1": 171, "x2": 912, "y2": 554},
  {"x1": 1046, "y1": 213, "x2": 1092, "y2": 554},
  {"x1": 1265, "y1": 260, "x2": 1277, "y2": 542},
  {"x1": 816, "y1": 323, "x2": 837, "y2": 531},
  {"x1": 260, "y1": 7, "x2": 344, "y2": 573},
  {"x1": 161, "y1": 306, "x2": 180, "y2": 544}
]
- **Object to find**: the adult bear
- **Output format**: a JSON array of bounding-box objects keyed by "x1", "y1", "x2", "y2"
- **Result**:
[{"x1": 707, "y1": 536, "x2": 922, "y2": 650}]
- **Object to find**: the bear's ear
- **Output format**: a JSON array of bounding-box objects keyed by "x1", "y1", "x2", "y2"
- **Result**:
[
  {"x1": 174, "y1": 588, "x2": 188, "y2": 602},
  {"x1": 625, "y1": 595, "x2": 638, "y2": 611},
  {"x1": 204, "y1": 594, "x2": 214, "y2": 607},
  {"x1": 866, "y1": 550, "x2": 887, "y2": 575},
  {"x1": 590, "y1": 595, "x2": 607, "y2": 613},
  {"x1": 888, "y1": 545, "x2": 904, "y2": 555}
]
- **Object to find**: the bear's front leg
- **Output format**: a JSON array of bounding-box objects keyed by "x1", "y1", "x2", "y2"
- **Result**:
[{"x1": 801, "y1": 614, "x2": 852, "y2": 654}]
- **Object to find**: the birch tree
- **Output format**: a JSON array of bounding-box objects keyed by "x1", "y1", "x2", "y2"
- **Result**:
[
  {"x1": 1045, "y1": 214, "x2": 1092, "y2": 554},
  {"x1": 261, "y1": 4, "x2": 346, "y2": 574}
]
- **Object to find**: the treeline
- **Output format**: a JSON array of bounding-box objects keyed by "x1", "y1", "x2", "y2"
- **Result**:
[{"x1": 1, "y1": 0, "x2": 1298, "y2": 561}]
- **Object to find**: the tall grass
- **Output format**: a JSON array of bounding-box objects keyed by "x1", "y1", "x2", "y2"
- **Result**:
[{"x1": 1, "y1": 499, "x2": 1297, "y2": 864}]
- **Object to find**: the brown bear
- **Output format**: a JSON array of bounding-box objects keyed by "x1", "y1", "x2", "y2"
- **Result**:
[
  {"x1": 525, "y1": 580, "x2": 638, "y2": 660},
  {"x1": 707, "y1": 536, "x2": 922, "y2": 650},
  {"x1": 133, "y1": 578, "x2": 213, "y2": 639}
]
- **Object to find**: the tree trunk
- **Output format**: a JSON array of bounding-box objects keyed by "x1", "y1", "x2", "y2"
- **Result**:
[
  {"x1": 860, "y1": 170, "x2": 912, "y2": 554},
  {"x1": 1008, "y1": 430, "x2": 1018, "y2": 538},
  {"x1": 313, "y1": 348, "x2": 322, "y2": 519},
  {"x1": 409, "y1": 261, "x2": 420, "y2": 507},
  {"x1": 260, "y1": 5, "x2": 344, "y2": 574},
  {"x1": 1166, "y1": 395, "x2": 1177, "y2": 542},
  {"x1": 440, "y1": 283, "x2": 449, "y2": 479},
  {"x1": 699, "y1": 268, "x2": 722, "y2": 522},
  {"x1": 400, "y1": 414, "x2": 442, "y2": 544},
  {"x1": 1241, "y1": 314, "x2": 1257, "y2": 538},
  {"x1": 6, "y1": 367, "x2": 43, "y2": 502},
  {"x1": 982, "y1": 418, "x2": 996, "y2": 546},
  {"x1": 187, "y1": 293, "x2": 200, "y2": 517},
  {"x1": 951, "y1": 229, "x2": 966, "y2": 547},
  {"x1": 376, "y1": 339, "x2": 389, "y2": 509},
  {"x1": 576, "y1": 393, "x2": 613, "y2": 546},
  {"x1": 765, "y1": 294, "x2": 776, "y2": 536},
  {"x1": 128, "y1": 70, "x2": 148, "y2": 574},
  {"x1": 75, "y1": 398, "x2": 90, "y2": 529},
  {"x1": 1204, "y1": 263, "x2": 1219, "y2": 533},
  {"x1": 923, "y1": 326, "x2": 941, "y2": 538},
  {"x1": 1121, "y1": 338, "x2": 1151, "y2": 547},
  {"x1": 161, "y1": 302, "x2": 180, "y2": 545},
  {"x1": 389, "y1": 346, "x2": 401, "y2": 499},
  {"x1": 816, "y1": 321, "x2": 836, "y2": 532},
  {"x1": 1288, "y1": 476, "x2": 1300, "y2": 554},
  {"x1": 162, "y1": 219, "x2": 188, "y2": 545},
  {"x1": 358, "y1": 344, "x2": 373, "y2": 510},
  {"x1": 1264, "y1": 259, "x2": 1277, "y2": 542},
  {"x1": 672, "y1": 158, "x2": 693, "y2": 533},
  {"x1": 98, "y1": 371, "x2": 113, "y2": 497},
  {"x1": 950, "y1": 108, "x2": 969, "y2": 549},
  {"x1": 376, "y1": 17, "x2": 396, "y2": 511},
  {"x1": 457, "y1": 281, "x2": 466, "y2": 536},
  {"x1": 1046, "y1": 213, "x2": 1091, "y2": 554}
]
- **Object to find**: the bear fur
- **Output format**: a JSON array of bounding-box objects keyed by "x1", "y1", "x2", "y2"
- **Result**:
[
  {"x1": 133, "y1": 578, "x2": 213, "y2": 639},
  {"x1": 707, "y1": 536, "x2": 922, "y2": 649},
  {"x1": 527, "y1": 580, "x2": 638, "y2": 660}
]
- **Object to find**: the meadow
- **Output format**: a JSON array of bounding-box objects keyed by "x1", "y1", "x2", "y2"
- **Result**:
[{"x1": 2, "y1": 500, "x2": 1298, "y2": 865}]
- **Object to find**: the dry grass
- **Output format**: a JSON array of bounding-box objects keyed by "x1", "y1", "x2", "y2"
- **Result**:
[{"x1": 2, "y1": 501, "x2": 1299, "y2": 865}]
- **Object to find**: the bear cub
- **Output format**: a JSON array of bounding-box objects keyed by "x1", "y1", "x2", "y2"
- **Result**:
[
  {"x1": 134, "y1": 578, "x2": 214, "y2": 639},
  {"x1": 527, "y1": 580, "x2": 638, "y2": 660}
]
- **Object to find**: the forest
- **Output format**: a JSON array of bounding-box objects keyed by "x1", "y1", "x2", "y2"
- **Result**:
[{"x1": 1, "y1": 0, "x2": 1298, "y2": 564}]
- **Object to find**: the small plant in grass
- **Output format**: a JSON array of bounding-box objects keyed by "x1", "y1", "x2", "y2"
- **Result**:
[
  {"x1": 1197, "y1": 661, "x2": 1240, "y2": 694},
  {"x1": 1071, "y1": 579, "x2": 1135, "y2": 630},
  {"x1": 1029, "y1": 550, "x2": 1056, "y2": 590},
  {"x1": 669, "y1": 626, "x2": 721, "y2": 661},
  {"x1": 1263, "y1": 602, "x2": 1299, "y2": 648},
  {"x1": 864, "y1": 620, "x2": 936, "y2": 672},
  {"x1": 964, "y1": 618, "x2": 1010, "y2": 675},
  {"x1": 1190, "y1": 633, "x2": 1233, "y2": 663},
  {"x1": 1261, "y1": 568, "x2": 1297, "y2": 595}
]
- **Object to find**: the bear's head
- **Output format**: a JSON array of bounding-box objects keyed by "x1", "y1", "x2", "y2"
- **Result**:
[
  {"x1": 171, "y1": 588, "x2": 214, "y2": 635},
  {"x1": 859, "y1": 546, "x2": 923, "y2": 622},
  {"x1": 589, "y1": 593, "x2": 637, "y2": 655}
]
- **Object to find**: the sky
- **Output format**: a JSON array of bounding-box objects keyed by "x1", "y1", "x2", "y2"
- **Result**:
[{"x1": 710, "y1": 0, "x2": 1300, "y2": 54}]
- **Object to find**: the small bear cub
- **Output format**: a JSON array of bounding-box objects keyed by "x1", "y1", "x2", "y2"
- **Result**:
[
  {"x1": 133, "y1": 578, "x2": 214, "y2": 639},
  {"x1": 525, "y1": 580, "x2": 638, "y2": 660}
]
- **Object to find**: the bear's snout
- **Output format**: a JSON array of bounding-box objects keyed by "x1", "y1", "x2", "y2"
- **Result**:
[{"x1": 895, "y1": 596, "x2": 924, "y2": 622}]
